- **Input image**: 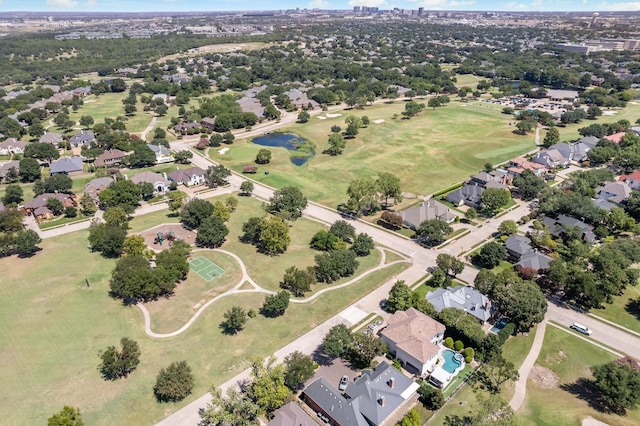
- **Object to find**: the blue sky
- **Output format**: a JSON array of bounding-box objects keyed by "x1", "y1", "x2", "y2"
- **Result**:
[{"x1": 1, "y1": 0, "x2": 640, "y2": 12}]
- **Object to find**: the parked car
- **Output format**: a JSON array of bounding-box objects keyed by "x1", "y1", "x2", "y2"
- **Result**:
[
  {"x1": 570, "y1": 322, "x2": 592, "y2": 336},
  {"x1": 339, "y1": 375, "x2": 349, "y2": 391}
]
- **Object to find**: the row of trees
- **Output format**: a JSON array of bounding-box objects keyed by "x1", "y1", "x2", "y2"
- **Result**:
[
  {"x1": 344, "y1": 172, "x2": 403, "y2": 215},
  {"x1": 0, "y1": 208, "x2": 42, "y2": 257}
]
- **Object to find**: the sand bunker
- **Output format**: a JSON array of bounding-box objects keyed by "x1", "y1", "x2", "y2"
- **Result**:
[
  {"x1": 529, "y1": 365, "x2": 558, "y2": 389},
  {"x1": 602, "y1": 110, "x2": 618, "y2": 116},
  {"x1": 326, "y1": 113, "x2": 342, "y2": 118},
  {"x1": 218, "y1": 148, "x2": 229, "y2": 154},
  {"x1": 374, "y1": 119, "x2": 385, "y2": 124},
  {"x1": 317, "y1": 116, "x2": 327, "y2": 120}
]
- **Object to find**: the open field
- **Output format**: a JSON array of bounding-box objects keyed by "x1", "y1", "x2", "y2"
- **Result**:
[
  {"x1": 156, "y1": 42, "x2": 272, "y2": 62},
  {"x1": 0, "y1": 194, "x2": 403, "y2": 425},
  {"x1": 516, "y1": 326, "x2": 640, "y2": 426},
  {"x1": 591, "y1": 285, "x2": 640, "y2": 334},
  {"x1": 214, "y1": 101, "x2": 537, "y2": 207}
]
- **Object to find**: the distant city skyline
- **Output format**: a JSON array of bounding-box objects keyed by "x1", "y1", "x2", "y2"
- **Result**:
[{"x1": 1, "y1": 0, "x2": 640, "y2": 13}]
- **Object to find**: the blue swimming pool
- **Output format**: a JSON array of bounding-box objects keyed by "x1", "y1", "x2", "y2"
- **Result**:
[
  {"x1": 490, "y1": 318, "x2": 509, "y2": 334},
  {"x1": 442, "y1": 349, "x2": 463, "y2": 374}
]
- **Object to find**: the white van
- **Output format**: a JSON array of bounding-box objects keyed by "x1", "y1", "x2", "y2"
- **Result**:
[{"x1": 570, "y1": 322, "x2": 592, "y2": 335}]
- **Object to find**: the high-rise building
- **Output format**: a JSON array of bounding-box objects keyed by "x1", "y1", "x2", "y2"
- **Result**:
[{"x1": 418, "y1": 7, "x2": 424, "y2": 16}]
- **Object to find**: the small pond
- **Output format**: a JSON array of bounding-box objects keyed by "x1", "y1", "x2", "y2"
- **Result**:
[{"x1": 252, "y1": 133, "x2": 314, "y2": 166}]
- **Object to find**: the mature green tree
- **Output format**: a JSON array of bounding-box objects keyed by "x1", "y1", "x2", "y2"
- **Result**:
[
  {"x1": 283, "y1": 351, "x2": 317, "y2": 391},
  {"x1": 43, "y1": 174, "x2": 73, "y2": 194},
  {"x1": 88, "y1": 221, "x2": 127, "y2": 257},
  {"x1": 444, "y1": 393, "x2": 515, "y2": 426},
  {"x1": 19, "y1": 158, "x2": 42, "y2": 182},
  {"x1": 225, "y1": 196, "x2": 238, "y2": 212},
  {"x1": 352, "y1": 233, "x2": 375, "y2": 256},
  {"x1": 436, "y1": 253, "x2": 465, "y2": 277},
  {"x1": 109, "y1": 254, "x2": 158, "y2": 301},
  {"x1": 267, "y1": 186, "x2": 307, "y2": 221},
  {"x1": 154, "y1": 360, "x2": 194, "y2": 402},
  {"x1": 174, "y1": 150, "x2": 193, "y2": 164},
  {"x1": 204, "y1": 164, "x2": 231, "y2": 188},
  {"x1": 255, "y1": 149, "x2": 272, "y2": 164},
  {"x1": 223, "y1": 131, "x2": 235, "y2": 145},
  {"x1": 513, "y1": 170, "x2": 546, "y2": 201},
  {"x1": 310, "y1": 229, "x2": 345, "y2": 251},
  {"x1": 474, "y1": 269, "x2": 498, "y2": 296},
  {"x1": 418, "y1": 382, "x2": 445, "y2": 410},
  {"x1": 542, "y1": 127, "x2": 560, "y2": 148},
  {"x1": 387, "y1": 280, "x2": 415, "y2": 313},
  {"x1": 322, "y1": 324, "x2": 353, "y2": 358},
  {"x1": 498, "y1": 220, "x2": 518, "y2": 236},
  {"x1": 591, "y1": 359, "x2": 640, "y2": 415},
  {"x1": 481, "y1": 188, "x2": 511, "y2": 214},
  {"x1": 280, "y1": 265, "x2": 316, "y2": 296},
  {"x1": 3, "y1": 184, "x2": 23, "y2": 206},
  {"x1": 14, "y1": 229, "x2": 42, "y2": 256},
  {"x1": 398, "y1": 408, "x2": 422, "y2": 426},
  {"x1": 122, "y1": 235, "x2": 147, "y2": 257},
  {"x1": 201, "y1": 388, "x2": 259, "y2": 426},
  {"x1": 261, "y1": 290, "x2": 290, "y2": 317},
  {"x1": 297, "y1": 110, "x2": 310, "y2": 123},
  {"x1": 212, "y1": 200, "x2": 231, "y2": 222},
  {"x1": 167, "y1": 191, "x2": 187, "y2": 215},
  {"x1": 494, "y1": 280, "x2": 547, "y2": 332},
  {"x1": 221, "y1": 306, "x2": 248, "y2": 334},
  {"x1": 79, "y1": 115, "x2": 94, "y2": 128},
  {"x1": 346, "y1": 177, "x2": 379, "y2": 215},
  {"x1": 327, "y1": 132, "x2": 346, "y2": 155},
  {"x1": 209, "y1": 133, "x2": 223, "y2": 147},
  {"x1": 314, "y1": 249, "x2": 359, "y2": 283},
  {"x1": 98, "y1": 337, "x2": 141, "y2": 380},
  {"x1": 47, "y1": 406, "x2": 83, "y2": 426},
  {"x1": 240, "y1": 216, "x2": 263, "y2": 244},
  {"x1": 240, "y1": 180, "x2": 254, "y2": 196},
  {"x1": 249, "y1": 359, "x2": 292, "y2": 416},
  {"x1": 180, "y1": 198, "x2": 214, "y2": 229},
  {"x1": 329, "y1": 220, "x2": 356, "y2": 243},
  {"x1": 28, "y1": 122, "x2": 45, "y2": 139},
  {"x1": 349, "y1": 332, "x2": 387, "y2": 368},
  {"x1": 24, "y1": 142, "x2": 59, "y2": 162},
  {"x1": 416, "y1": 219, "x2": 452, "y2": 247},
  {"x1": 475, "y1": 242, "x2": 507, "y2": 269},
  {"x1": 99, "y1": 180, "x2": 142, "y2": 214},
  {"x1": 0, "y1": 208, "x2": 25, "y2": 232},
  {"x1": 474, "y1": 352, "x2": 519, "y2": 394},
  {"x1": 258, "y1": 216, "x2": 290, "y2": 255},
  {"x1": 403, "y1": 100, "x2": 425, "y2": 118},
  {"x1": 195, "y1": 216, "x2": 229, "y2": 248},
  {"x1": 377, "y1": 172, "x2": 402, "y2": 207}
]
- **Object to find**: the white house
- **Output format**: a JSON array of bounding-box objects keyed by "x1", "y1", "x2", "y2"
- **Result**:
[
  {"x1": 167, "y1": 167, "x2": 206, "y2": 186},
  {"x1": 130, "y1": 171, "x2": 170, "y2": 193},
  {"x1": 148, "y1": 144, "x2": 175, "y2": 164},
  {"x1": 379, "y1": 308, "x2": 446, "y2": 376}
]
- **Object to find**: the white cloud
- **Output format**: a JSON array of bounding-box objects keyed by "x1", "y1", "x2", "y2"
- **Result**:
[
  {"x1": 412, "y1": 0, "x2": 476, "y2": 8},
  {"x1": 308, "y1": 0, "x2": 330, "y2": 8},
  {"x1": 85, "y1": 0, "x2": 98, "y2": 6},
  {"x1": 598, "y1": 2, "x2": 640, "y2": 10},
  {"x1": 503, "y1": 1, "x2": 528, "y2": 9},
  {"x1": 349, "y1": 0, "x2": 387, "y2": 7},
  {"x1": 46, "y1": 0, "x2": 79, "y2": 8},
  {"x1": 532, "y1": 0, "x2": 543, "y2": 7}
]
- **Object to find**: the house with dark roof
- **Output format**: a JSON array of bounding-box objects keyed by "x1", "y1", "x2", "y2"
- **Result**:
[
  {"x1": 596, "y1": 181, "x2": 632, "y2": 204},
  {"x1": 469, "y1": 171, "x2": 508, "y2": 187},
  {"x1": 49, "y1": 156, "x2": 83, "y2": 175},
  {"x1": 167, "y1": 167, "x2": 206, "y2": 187},
  {"x1": 69, "y1": 131, "x2": 95, "y2": 147},
  {"x1": 303, "y1": 361, "x2": 419, "y2": 426},
  {"x1": 267, "y1": 401, "x2": 317, "y2": 426},
  {"x1": 131, "y1": 171, "x2": 170, "y2": 193},
  {"x1": 504, "y1": 234, "x2": 533, "y2": 260},
  {"x1": 22, "y1": 193, "x2": 75, "y2": 221},
  {"x1": 592, "y1": 198, "x2": 615, "y2": 212},
  {"x1": 94, "y1": 149, "x2": 128, "y2": 168},
  {"x1": 0, "y1": 160, "x2": 20, "y2": 181},
  {"x1": 173, "y1": 121, "x2": 200, "y2": 134},
  {"x1": 0, "y1": 138, "x2": 27, "y2": 155},
  {"x1": 426, "y1": 286, "x2": 494, "y2": 324},
  {"x1": 516, "y1": 251, "x2": 553, "y2": 272},
  {"x1": 542, "y1": 215, "x2": 596, "y2": 243},
  {"x1": 533, "y1": 149, "x2": 570, "y2": 168},
  {"x1": 84, "y1": 177, "x2": 115, "y2": 200},
  {"x1": 201, "y1": 117, "x2": 216, "y2": 130},
  {"x1": 39, "y1": 132, "x2": 64, "y2": 147},
  {"x1": 394, "y1": 200, "x2": 456, "y2": 229},
  {"x1": 446, "y1": 185, "x2": 484, "y2": 208},
  {"x1": 379, "y1": 308, "x2": 445, "y2": 376}
]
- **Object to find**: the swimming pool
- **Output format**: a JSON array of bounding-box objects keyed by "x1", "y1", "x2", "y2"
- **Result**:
[
  {"x1": 490, "y1": 318, "x2": 509, "y2": 334},
  {"x1": 442, "y1": 349, "x2": 463, "y2": 374}
]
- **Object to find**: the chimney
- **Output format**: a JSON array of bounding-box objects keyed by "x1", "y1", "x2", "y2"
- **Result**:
[
  {"x1": 379, "y1": 395, "x2": 386, "y2": 406},
  {"x1": 485, "y1": 301, "x2": 490, "y2": 311},
  {"x1": 388, "y1": 377, "x2": 395, "y2": 389}
]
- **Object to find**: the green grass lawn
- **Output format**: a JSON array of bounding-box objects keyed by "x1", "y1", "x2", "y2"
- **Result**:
[
  {"x1": 516, "y1": 326, "x2": 640, "y2": 426},
  {"x1": 0, "y1": 195, "x2": 404, "y2": 425},
  {"x1": 554, "y1": 102, "x2": 640, "y2": 141},
  {"x1": 591, "y1": 285, "x2": 640, "y2": 334},
  {"x1": 214, "y1": 102, "x2": 537, "y2": 208}
]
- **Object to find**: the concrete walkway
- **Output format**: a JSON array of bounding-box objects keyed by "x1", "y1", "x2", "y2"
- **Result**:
[{"x1": 509, "y1": 319, "x2": 547, "y2": 411}]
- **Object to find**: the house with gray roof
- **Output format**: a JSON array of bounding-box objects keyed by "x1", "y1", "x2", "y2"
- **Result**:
[
  {"x1": 267, "y1": 401, "x2": 317, "y2": 426},
  {"x1": 592, "y1": 198, "x2": 615, "y2": 212},
  {"x1": 40, "y1": 132, "x2": 64, "y2": 147},
  {"x1": 516, "y1": 251, "x2": 552, "y2": 272},
  {"x1": 395, "y1": 200, "x2": 456, "y2": 229},
  {"x1": 94, "y1": 149, "x2": 128, "y2": 168},
  {"x1": 130, "y1": 171, "x2": 170, "y2": 193},
  {"x1": 577, "y1": 135, "x2": 600, "y2": 148},
  {"x1": 534, "y1": 149, "x2": 570, "y2": 168},
  {"x1": 49, "y1": 156, "x2": 83, "y2": 175},
  {"x1": 596, "y1": 181, "x2": 631, "y2": 204},
  {"x1": 167, "y1": 167, "x2": 206, "y2": 187},
  {"x1": 426, "y1": 286, "x2": 494, "y2": 324},
  {"x1": 0, "y1": 160, "x2": 20, "y2": 181},
  {"x1": 446, "y1": 185, "x2": 484, "y2": 208},
  {"x1": 84, "y1": 177, "x2": 115, "y2": 200},
  {"x1": 69, "y1": 131, "x2": 95, "y2": 147},
  {"x1": 303, "y1": 361, "x2": 418, "y2": 426},
  {"x1": 0, "y1": 138, "x2": 27, "y2": 155},
  {"x1": 504, "y1": 234, "x2": 533, "y2": 260},
  {"x1": 148, "y1": 144, "x2": 174, "y2": 164},
  {"x1": 542, "y1": 214, "x2": 596, "y2": 243}
]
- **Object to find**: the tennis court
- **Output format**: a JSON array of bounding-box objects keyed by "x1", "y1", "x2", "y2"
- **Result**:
[{"x1": 190, "y1": 256, "x2": 226, "y2": 281}]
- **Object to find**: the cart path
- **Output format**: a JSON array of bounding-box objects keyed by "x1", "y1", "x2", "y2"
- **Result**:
[
  {"x1": 136, "y1": 247, "x2": 410, "y2": 338},
  {"x1": 509, "y1": 319, "x2": 547, "y2": 412}
]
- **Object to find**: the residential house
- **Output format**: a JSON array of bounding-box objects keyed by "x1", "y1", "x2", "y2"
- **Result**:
[
  {"x1": 69, "y1": 131, "x2": 95, "y2": 147},
  {"x1": 266, "y1": 402, "x2": 317, "y2": 426},
  {"x1": 0, "y1": 138, "x2": 27, "y2": 155},
  {"x1": 49, "y1": 156, "x2": 83, "y2": 175},
  {"x1": 596, "y1": 181, "x2": 632, "y2": 204},
  {"x1": 173, "y1": 121, "x2": 200, "y2": 134},
  {"x1": 148, "y1": 144, "x2": 174, "y2": 164},
  {"x1": 167, "y1": 167, "x2": 206, "y2": 187},
  {"x1": 619, "y1": 169, "x2": 640, "y2": 190},
  {"x1": 630, "y1": 126, "x2": 640, "y2": 136},
  {"x1": 547, "y1": 143, "x2": 574, "y2": 161},
  {"x1": 505, "y1": 234, "x2": 533, "y2": 259},
  {"x1": 426, "y1": 286, "x2": 494, "y2": 324},
  {"x1": 546, "y1": 89, "x2": 579, "y2": 102},
  {"x1": 237, "y1": 96, "x2": 266, "y2": 118},
  {"x1": 94, "y1": 149, "x2": 128, "y2": 168},
  {"x1": 516, "y1": 251, "x2": 553, "y2": 273},
  {"x1": 507, "y1": 157, "x2": 547, "y2": 178},
  {"x1": 84, "y1": 177, "x2": 115, "y2": 200},
  {"x1": 604, "y1": 132, "x2": 627, "y2": 144},
  {"x1": 592, "y1": 198, "x2": 616, "y2": 212},
  {"x1": 40, "y1": 132, "x2": 64, "y2": 147},
  {"x1": 533, "y1": 149, "x2": 570, "y2": 168},
  {"x1": 446, "y1": 185, "x2": 484, "y2": 208},
  {"x1": 542, "y1": 215, "x2": 596, "y2": 243},
  {"x1": 201, "y1": 118, "x2": 216, "y2": 130},
  {"x1": 23, "y1": 192, "x2": 75, "y2": 221},
  {"x1": 130, "y1": 171, "x2": 170, "y2": 193},
  {"x1": 151, "y1": 93, "x2": 168, "y2": 104},
  {"x1": 303, "y1": 361, "x2": 419, "y2": 426},
  {"x1": 379, "y1": 308, "x2": 445, "y2": 376},
  {"x1": 283, "y1": 88, "x2": 320, "y2": 110},
  {"x1": 395, "y1": 200, "x2": 456, "y2": 229},
  {"x1": 0, "y1": 160, "x2": 20, "y2": 182},
  {"x1": 469, "y1": 171, "x2": 508, "y2": 187}
]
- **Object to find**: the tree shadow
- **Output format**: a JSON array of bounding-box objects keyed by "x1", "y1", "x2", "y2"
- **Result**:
[
  {"x1": 625, "y1": 298, "x2": 640, "y2": 321},
  {"x1": 312, "y1": 345, "x2": 334, "y2": 367},
  {"x1": 560, "y1": 378, "x2": 614, "y2": 414}
]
